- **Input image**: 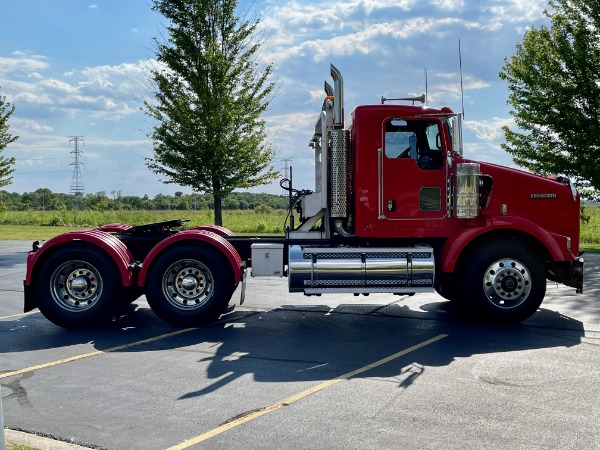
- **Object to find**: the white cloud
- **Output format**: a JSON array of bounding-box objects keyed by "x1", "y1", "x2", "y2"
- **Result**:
[
  {"x1": 431, "y1": 0, "x2": 464, "y2": 10},
  {"x1": 465, "y1": 117, "x2": 514, "y2": 141},
  {"x1": 266, "y1": 112, "x2": 315, "y2": 135},
  {"x1": 270, "y1": 18, "x2": 451, "y2": 63},
  {"x1": 484, "y1": 0, "x2": 548, "y2": 31},
  {"x1": 1, "y1": 56, "x2": 150, "y2": 121},
  {"x1": 261, "y1": 0, "x2": 549, "y2": 66},
  {"x1": 11, "y1": 117, "x2": 54, "y2": 133},
  {"x1": 0, "y1": 54, "x2": 49, "y2": 76},
  {"x1": 13, "y1": 91, "x2": 53, "y2": 105},
  {"x1": 40, "y1": 78, "x2": 79, "y2": 95},
  {"x1": 80, "y1": 61, "x2": 147, "y2": 96}
]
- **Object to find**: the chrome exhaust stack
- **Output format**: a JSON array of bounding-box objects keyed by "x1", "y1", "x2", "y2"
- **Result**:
[
  {"x1": 330, "y1": 64, "x2": 344, "y2": 128},
  {"x1": 324, "y1": 80, "x2": 334, "y2": 97}
]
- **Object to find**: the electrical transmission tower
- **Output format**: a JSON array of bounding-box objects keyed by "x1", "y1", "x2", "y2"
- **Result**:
[{"x1": 69, "y1": 136, "x2": 85, "y2": 195}]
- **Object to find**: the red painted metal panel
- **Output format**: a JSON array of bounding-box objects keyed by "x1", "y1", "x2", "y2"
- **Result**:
[
  {"x1": 137, "y1": 229, "x2": 243, "y2": 286},
  {"x1": 186, "y1": 225, "x2": 236, "y2": 237},
  {"x1": 24, "y1": 230, "x2": 136, "y2": 286}
]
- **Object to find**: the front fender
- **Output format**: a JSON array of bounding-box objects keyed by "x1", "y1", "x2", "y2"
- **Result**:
[
  {"x1": 440, "y1": 220, "x2": 492, "y2": 273},
  {"x1": 490, "y1": 216, "x2": 573, "y2": 260},
  {"x1": 137, "y1": 229, "x2": 244, "y2": 286},
  {"x1": 441, "y1": 215, "x2": 572, "y2": 273}
]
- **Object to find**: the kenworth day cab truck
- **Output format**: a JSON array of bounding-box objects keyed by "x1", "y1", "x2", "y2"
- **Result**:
[{"x1": 23, "y1": 64, "x2": 584, "y2": 328}]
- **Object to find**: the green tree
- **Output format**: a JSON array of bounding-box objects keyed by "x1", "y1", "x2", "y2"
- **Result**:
[
  {"x1": 500, "y1": 1, "x2": 600, "y2": 198},
  {"x1": 145, "y1": 0, "x2": 278, "y2": 225},
  {"x1": 0, "y1": 89, "x2": 18, "y2": 187}
]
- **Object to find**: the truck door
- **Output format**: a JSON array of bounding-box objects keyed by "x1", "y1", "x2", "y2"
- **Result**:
[{"x1": 379, "y1": 117, "x2": 448, "y2": 221}]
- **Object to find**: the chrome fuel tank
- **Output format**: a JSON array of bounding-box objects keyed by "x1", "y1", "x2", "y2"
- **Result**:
[{"x1": 288, "y1": 245, "x2": 434, "y2": 294}]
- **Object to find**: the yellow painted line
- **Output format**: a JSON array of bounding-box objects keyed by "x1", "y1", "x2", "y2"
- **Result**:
[
  {"x1": 0, "y1": 311, "x2": 39, "y2": 320},
  {"x1": 0, "y1": 328, "x2": 196, "y2": 380},
  {"x1": 168, "y1": 333, "x2": 449, "y2": 450}
]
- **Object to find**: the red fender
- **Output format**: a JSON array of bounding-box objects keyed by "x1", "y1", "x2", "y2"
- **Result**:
[
  {"x1": 440, "y1": 226, "x2": 491, "y2": 273},
  {"x1": 441, "y1": 215, "x2": 572, "y2": 273},
  {"x1": 490, "y1": 215, "x2": 572, "y2": 260},
  {"x1": 137, "y1": 229, "x2": 244, "y2": 286},
  {"x1": 96, "y1": 223, "x2": 133, "y2": 233},
  {"x1": 25, "y1": 229, "x2": 136, "y2": 286},
  {"x1": 186, "y1": 225, "x2": 236, "y2": 237}
]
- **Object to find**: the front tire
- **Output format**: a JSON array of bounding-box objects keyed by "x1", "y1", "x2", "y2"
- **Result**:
[
  {"x1": 145, "y1": 245, "x2": 234, "y2": 327},
  {"x1": 460, "y1": 241, "x2": 546, "y2": 323},
  {"x1": 35, "y1": 246, "x2": 122, "y2": 328}
]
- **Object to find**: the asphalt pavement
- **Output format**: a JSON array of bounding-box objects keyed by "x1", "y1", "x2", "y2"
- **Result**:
[{"x1": 1, "y1": 240, "x2": 599, "y2": 449}]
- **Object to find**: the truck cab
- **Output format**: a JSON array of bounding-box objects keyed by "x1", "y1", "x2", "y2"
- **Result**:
[{"x1": 351, "y1": 105, "x2": 453, "y2": 236}]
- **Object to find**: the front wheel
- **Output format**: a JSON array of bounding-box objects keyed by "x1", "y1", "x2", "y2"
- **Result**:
[
  {"x1": 460, "y1": 241, "x2": 546, "y2": 323},
  {"x1": 145, "y1": 245, "x2": 234, "y2": 327},
  {"x1": 35, "y1": 246, "x2": 122, "y2": 328}
]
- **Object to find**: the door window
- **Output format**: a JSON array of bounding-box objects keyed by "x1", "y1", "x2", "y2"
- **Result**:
[{"x1": 384, "y1": 119, "x2": 443, "y2": 170}]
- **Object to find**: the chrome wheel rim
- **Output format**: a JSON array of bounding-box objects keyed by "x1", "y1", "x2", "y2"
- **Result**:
[
  {"x1": 161, "y1": 259, "x2": 213, "y2": 310},
  {"x1": 482, "y1": 258, "x2": 531, "y2": 309},
  {"x1": 50, "y1": 260, "x2": 103, "y2": 312}
]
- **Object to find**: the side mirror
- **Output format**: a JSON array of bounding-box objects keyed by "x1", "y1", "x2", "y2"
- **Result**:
[{"x1": 451, "y1": 115, "x2": 463, "y2": 156}]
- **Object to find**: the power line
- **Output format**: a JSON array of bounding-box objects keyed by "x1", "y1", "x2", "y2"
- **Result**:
[{"x1": 69, "y1": 136, "x2": 85, "y2": 195}]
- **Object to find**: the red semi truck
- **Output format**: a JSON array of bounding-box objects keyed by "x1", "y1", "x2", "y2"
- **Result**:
[{"x1": 23, "y1": 64, "x2": 584, "y2": 328}]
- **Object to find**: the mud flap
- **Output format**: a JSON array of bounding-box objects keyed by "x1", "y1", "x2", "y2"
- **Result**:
[
  {"x1": 23, "y1": 281, "x2": 36, "y2": 312},
  {"x1": 240, "y1": 268, "x2": 247, "y2": 305}
]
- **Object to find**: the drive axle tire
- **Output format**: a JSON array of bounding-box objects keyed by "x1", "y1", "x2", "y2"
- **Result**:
[
  {"x1": 460, "y1": 241, "x2": 546, "y2": 323},
  {"x1": 35, "y1": 246, "x2": 122, "y2": 328},
  {"x1": 145, "y1": 245, "x2": 234, "y2": 327}
]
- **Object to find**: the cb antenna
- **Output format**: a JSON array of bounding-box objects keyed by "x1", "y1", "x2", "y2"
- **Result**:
[{"x1": 459, "y1": 39, "x2": 465, "y2": 118}]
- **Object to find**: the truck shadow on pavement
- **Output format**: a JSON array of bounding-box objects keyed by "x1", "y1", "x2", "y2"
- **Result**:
[
  {"x1": 172, "y1": 303, "x2": 586, "y2": 399},
  {"x1": 0, "y1": 249, "x2": 29, "y2": 269},
  {"x1": 0, "y1": 299, "x2": 588, "y2": 401}
]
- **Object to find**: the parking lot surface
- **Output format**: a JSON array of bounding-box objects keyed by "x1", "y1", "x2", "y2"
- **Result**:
[{"x1": 1, "y1": 240, "x2": 599, "y2": 449}]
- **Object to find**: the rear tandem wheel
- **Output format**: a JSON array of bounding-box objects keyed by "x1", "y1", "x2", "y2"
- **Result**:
[
  {"x1": 145, "y1": 245, "x2": 235, "y2": 327},
  {"x1": 35, "y1": 246, "x2": 122, "y2": 328}
]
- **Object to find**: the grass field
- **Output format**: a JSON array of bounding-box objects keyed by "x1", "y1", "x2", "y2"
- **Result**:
[
  {"x1": 0, "y1": 209, "x2": 287, "y2": 240},
  {"x1": 1, "y1": 207, "x2": 599, "y2": 253}
]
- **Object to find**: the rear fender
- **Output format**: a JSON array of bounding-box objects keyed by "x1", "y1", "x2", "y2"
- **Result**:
[
  {"x1": 137, "y1": 229, "x2": 243, "y2": 286},
  {"x1": 24, "y1": 230, "x2": 136, "y2": 287},
  {"x1": 186, "y1": 225, "x2": 235, "y2": 237}
]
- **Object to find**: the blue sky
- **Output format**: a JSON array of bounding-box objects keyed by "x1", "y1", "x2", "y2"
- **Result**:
[{"x1": 1, "y1": 0, "x2": 550, "y2": 197}]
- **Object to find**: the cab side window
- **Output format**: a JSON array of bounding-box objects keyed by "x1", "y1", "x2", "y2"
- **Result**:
[{"x1": 384, "y1": 119, "x2": 443, "y2": 170}]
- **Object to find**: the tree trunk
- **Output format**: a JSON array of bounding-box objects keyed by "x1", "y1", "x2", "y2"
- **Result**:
[{"x1": 213, "y1": 191, "x2": 223, "y2": 226}]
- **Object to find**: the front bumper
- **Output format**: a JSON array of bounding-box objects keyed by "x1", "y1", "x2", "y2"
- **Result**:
[{"x1": 547, "y1": 257, "x2": 584, "y2": 294}]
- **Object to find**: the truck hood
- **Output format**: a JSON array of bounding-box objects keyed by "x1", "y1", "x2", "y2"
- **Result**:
[{"x1": 467, "y1": 160, "x2": 580, "y2": 255}]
